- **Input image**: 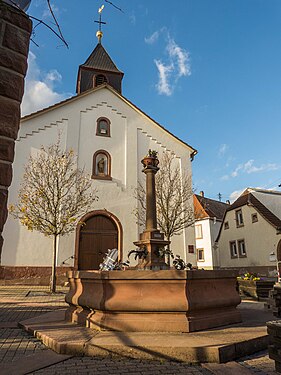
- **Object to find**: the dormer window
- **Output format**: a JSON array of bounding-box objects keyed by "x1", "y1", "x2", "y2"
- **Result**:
[
  {"x1": 96, "y1": 117, "x2": 110, "y2": 137},
  {"x1": 95, "y1": 74, "x2": 107, "y2": 87},
  {"x1": 235, "y1": 209, "x2": 244, "y2": 227}
]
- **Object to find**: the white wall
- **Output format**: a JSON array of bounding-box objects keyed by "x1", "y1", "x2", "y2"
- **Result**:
[
  {"x1": 2, "y1": 87, "x2": 196, "y2": 267},
  {"x1": 218, "y1": 204, "x2": 281, "y2": 270},
  {"x1": 195, "y1": 218, "x2": 222, "y2": 269}
]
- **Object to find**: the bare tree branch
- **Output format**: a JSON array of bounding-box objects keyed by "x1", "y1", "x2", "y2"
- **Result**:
[
  {"x1": 7, "y1": 0, "x2": 69, "y2": 48},
  {"x1": 134, "y1": 152, "x2": 194, "y2": 246},
  {"x1": 105, "y1": 0, "x2": 124, "y2": 13},
  {"x1": 46, "y1": 0, "x2": 68, "y2": 47}
]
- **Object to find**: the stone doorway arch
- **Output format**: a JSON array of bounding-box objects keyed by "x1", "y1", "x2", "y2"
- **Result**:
[{"x1": 75, "y1": 210, "x2": 123, "y2": 270}]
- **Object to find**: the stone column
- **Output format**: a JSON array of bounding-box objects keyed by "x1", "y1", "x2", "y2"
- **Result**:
[
  {"x1": 144, "y1": 165, "x2": 158, "y2": 232},
  {"x1": 0, "y1": 3, "x2": 32, "y2": 255},
  {"x1": 134, "y1": 152, "x2": 169, "y2": 269}
]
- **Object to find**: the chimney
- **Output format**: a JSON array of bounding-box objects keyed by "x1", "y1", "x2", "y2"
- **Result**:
[
  {"x1": 199, "y1": 191, "x2": 204, "y2": 197},
  {"x1": 226, "y1": 200, "x2": 230, "y2": 205}
]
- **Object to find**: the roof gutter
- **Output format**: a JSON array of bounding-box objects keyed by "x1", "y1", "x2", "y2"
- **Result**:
[{"x1": 190, "y1": 150, "x2": 198, "y2": 161}]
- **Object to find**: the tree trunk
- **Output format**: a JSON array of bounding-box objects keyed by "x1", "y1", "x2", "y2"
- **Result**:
[{"x1": 50, "y1": 234, "x2": 58, "y2": 293}]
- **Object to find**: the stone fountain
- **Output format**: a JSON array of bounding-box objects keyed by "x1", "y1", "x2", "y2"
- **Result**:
[{"x1": 65, "y1": 151, "x2": 241, "y2": 332}]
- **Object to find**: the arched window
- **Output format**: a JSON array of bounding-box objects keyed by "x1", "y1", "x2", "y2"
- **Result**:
[
  {"x1": 96, "y1": 117, "x2": 110, "y2": 137},
  {"x1": 92, "y1": 150, "x2": 112, "y2": 180},
  {"x1": 95, "y1": 74, "x2": 107, "y2": 87}
]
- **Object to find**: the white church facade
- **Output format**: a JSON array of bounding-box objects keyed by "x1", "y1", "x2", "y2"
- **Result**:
[{"x1": 1, "y1": 39, "x2": 197, "y2": 280}]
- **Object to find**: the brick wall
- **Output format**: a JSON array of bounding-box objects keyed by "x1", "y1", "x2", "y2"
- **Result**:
[{"x1": 0, "y1": 3, "x2": 32, "y2": 256}]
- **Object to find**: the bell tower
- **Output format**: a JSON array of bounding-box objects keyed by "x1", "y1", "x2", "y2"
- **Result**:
[{"x1": 76, "y1": 5, "x2": 124, "y2": 94}]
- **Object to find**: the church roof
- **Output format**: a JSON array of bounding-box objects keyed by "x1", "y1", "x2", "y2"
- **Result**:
[
  {"x1": 80, "y1": 43, "x2": 123, "y2": 74},
  {"x1": 21, "y1": 84, "x2": 197, "y2": 155}
]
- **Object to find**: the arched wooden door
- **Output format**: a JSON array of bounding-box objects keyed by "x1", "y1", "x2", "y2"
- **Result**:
[{"x1": 78, "y1": 214, "x2": 118, "y2": 270}]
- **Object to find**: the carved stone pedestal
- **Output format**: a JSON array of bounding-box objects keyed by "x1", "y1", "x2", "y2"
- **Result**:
[
  {"x1": 134, "y1": 230, "x2": 169, "y2": 269},
  {"x1": 65, "y1": 269, "x2": 241, "y2": 333}
]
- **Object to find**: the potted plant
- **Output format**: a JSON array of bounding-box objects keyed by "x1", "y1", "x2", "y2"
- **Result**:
[{"x1": 237, "y1": 272, "x2": 275, "y2": 300}]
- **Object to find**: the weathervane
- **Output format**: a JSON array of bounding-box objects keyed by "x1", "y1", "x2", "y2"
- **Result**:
[{"x1": 95, "y1": 5, "x2": 106, "y2": 43}]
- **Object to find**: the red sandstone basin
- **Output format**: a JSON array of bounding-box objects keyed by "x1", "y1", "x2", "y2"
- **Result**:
[{"x1": 65, "y1": 269, "x2": 241, "y2": 332}]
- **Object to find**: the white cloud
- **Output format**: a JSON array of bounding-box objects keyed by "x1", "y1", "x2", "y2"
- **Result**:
[
  {"x1": 42, "y1": 3, "x2": 60, "y2": 19},
  {"x1": 129, "y1": 11, "x2": 136, "y2": 25},
  {"x1": 45, "y1": 70, "x2": 62, "y2": 82},
  {"x1": 167, "y1": 37, "x2": 191, "y2": 77},
  {"x1": 222, "y1": 159, "x2": 280, "y2": 180},
  {"x1": 21, "y1": 52, "x2": 70, "y2": 116},
  {"x1": 154, "y1": 60, "x2": 173, "y2": 96},
  {"x1": 145, "y1": 31, "x2": 160, "y2": 45},
  {"x1": 229, "y1": 189, "x2": 245, "y2": 203},
  {"x1": 146, "y1": 29, "x2": 191, "y2": 96},
  {"x1": 218, "y1": 144, "x2": 228, "y2": 157}
]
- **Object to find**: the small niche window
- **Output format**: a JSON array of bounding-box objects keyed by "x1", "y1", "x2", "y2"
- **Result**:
[
  {"x1": 224, "y1": 221, "x2": 229, "y2": 230},
  {"x1": 188, "y1": 245, "x2": 195, "y2": 254},
  {"x1": 235, "y1": 209, "x2": 244, "y2": 227},
  {"x1": 197, "y1": 248, "x2": 204, "y2": 262},
  {"x1": 92, "y1": 150, "x2": 112, "y2": 180},
  {"x1": 95, "y1": 74, "x2": 107, "y2": 87},
  {"x1": 252, "y1": 213, "x2": 258, "y2": 223},
  {"x1": 96, "y1": 117, "x2": 110, "y2": 137},
  {"x1": 238, "y1": 239, "x2": 247, "y2": 257},
  {"x1": 195, "y1": 224, "x2": 203, "y2": 239},
  {"x1": 230, "y1": 241, "x2": 238, "y2": 258}
]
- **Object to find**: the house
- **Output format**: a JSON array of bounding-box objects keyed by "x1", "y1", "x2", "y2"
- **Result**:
[
  {"x1": 216, "y1": 188, "x2": 281, "y2": 277},
  {"x1": 0, "y1": 34, "x2": 197, "y2": 281},
  {"x1": 193, "y1": 192, "x2": 229, "y2": 269}
]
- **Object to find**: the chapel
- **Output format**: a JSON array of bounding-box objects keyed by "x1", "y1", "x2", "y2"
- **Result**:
[{"x1": 1, "y1": 24, "x2": 197, "y2": 281}]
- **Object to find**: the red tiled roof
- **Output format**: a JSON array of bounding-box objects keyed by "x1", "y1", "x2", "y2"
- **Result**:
[{"x1": 194, "y1": 194, "x2": 229, "y2": 220}]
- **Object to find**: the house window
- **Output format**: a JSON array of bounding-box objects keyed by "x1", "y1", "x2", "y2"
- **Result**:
[
  {"x1": 238, "y1": 239, "x2": 247, "y2": 257},
  {"x1": 197, "y1": 248, "x2": 204, "y2": 262},
  {"x1": 195, "y1": 224, "x2": 203, "y2": 239},
  {"x1": 235, "y1": 209, "x2": 244, "y2": 227},
  {"x1": 224, "y1": 221, "x2": 229, "y2": 230},
  {"x1": 230, "y1": 241, "x2": 238, "y2": 258},
  {"x1": 252, "y1": 213, "x2": 258, "y2": 223},
  {"x1": 92, "y1": 150, "x2": 112, "y2": 180},
  {"x1": 96, "y1": 117, "x2": 110, "y2": 137},
  {"x1": 188, "y1": 245, "x2": 195, "y2": 254},
  {"x1": 95, "y1": 74, "x2": 107, "y2": 87}
]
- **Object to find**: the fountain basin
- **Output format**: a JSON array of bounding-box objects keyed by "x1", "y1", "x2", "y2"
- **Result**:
[{"x1": 65, "y1": 269, "x2": 241, "y2": 332}]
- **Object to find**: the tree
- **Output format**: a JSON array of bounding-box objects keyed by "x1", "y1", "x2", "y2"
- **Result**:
[
  {"x1": 134, "y1": 152, "x2": 194, "y2": 258},
  {"x1": 9, "y1": 139, "x2": 98, "y2": 293}
]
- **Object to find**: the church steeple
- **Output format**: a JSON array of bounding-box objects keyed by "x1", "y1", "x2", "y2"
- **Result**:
[{"x1": 76, "y1": 6, "x2": 124, "y2": 95}]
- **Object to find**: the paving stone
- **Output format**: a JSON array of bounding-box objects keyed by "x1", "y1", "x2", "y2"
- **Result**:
[{"x1": 0, "y1": 286, "x2": 279, "y2": 374}]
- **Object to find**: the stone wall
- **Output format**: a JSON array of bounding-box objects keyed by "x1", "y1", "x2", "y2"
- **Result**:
[
  {"x1": 0, "y1": 3, "x2": 32, "y2": 256},
  {"x1": 0, "y1": 265, "x2": 73, "y2": 285}
]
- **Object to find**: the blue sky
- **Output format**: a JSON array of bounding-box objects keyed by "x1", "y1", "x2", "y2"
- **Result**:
[{"x1": 23, "y1": 0, "x2": 281, "y2": 202}]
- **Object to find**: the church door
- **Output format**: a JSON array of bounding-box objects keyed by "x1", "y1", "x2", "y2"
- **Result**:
[{"x1": 78, "y1": 214, "x2": 118, "y2": 270}]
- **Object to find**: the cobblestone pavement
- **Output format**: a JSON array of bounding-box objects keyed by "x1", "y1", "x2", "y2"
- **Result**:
[
  {"x1": 238, "y1": 350, "x2": 279, "y2": 374},
  {"x1": 0, "y1": 286, "x2": 279, "y2": 374},
  {"x1": 30, "y1": 357, "x2": 212, "y2": 375}
]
